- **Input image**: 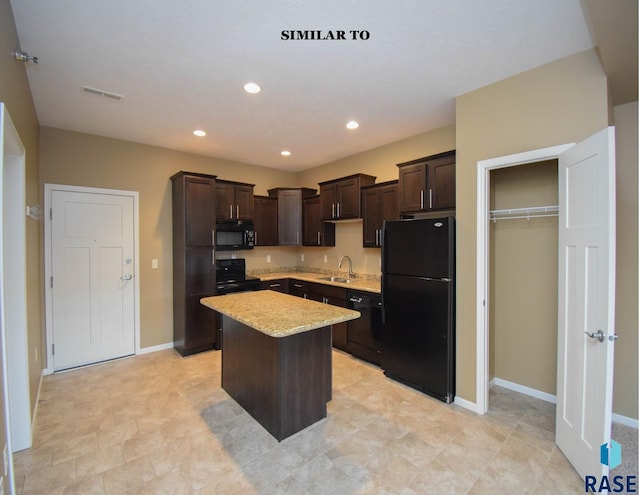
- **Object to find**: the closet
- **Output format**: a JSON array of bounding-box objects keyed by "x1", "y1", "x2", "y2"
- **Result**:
[{"x1": 489, "y1": 160, "x2": 559, "y2": 401}]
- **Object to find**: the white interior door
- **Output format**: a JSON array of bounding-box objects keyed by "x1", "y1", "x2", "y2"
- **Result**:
[
  {"x1": 50, "y1": 189, "x2": 135, "y2": 370},
  {"x1": 556, "y1": 127, "x2": 616, "y2": 478}
]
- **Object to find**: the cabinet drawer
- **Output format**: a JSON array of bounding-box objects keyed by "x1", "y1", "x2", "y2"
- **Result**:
[
  {"x1": 307, "y1": 282, "x2": 347, "y2": 300},
  {"x1": 261, "y1": 279, "x2": 290, "y2": 293}
]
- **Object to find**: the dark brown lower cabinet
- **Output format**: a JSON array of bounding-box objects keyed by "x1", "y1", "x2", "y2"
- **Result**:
[{"x1": 306, "y1": 282, "x2": 348, "y2": 351}]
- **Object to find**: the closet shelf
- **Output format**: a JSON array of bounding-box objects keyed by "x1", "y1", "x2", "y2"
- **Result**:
[{"x1": 489, "y1": 205, "x2": 559, "y2": 222}]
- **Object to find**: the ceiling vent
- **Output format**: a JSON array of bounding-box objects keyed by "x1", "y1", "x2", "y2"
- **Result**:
[{"x1": 82, "y1": 85, "x2": 125, "y2": 101}]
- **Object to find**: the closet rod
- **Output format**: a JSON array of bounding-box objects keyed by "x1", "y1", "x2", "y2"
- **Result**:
[{"x1": 489, "y1": 205, "x2": 559, "y2": 222}]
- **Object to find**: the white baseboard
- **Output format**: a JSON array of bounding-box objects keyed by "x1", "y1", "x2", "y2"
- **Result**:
[
  {"x1": 138, "y1": 342, "x2": 174, "y2": 355},
  {"x1": 612, "y1": 413, "x2": 639, "y2": 429},
  {"x1": 454, "y1": 395, "x2": 483, "y2": 414},
  {"x1": 493, "y1": 377, "x2": 556, "y2": 404},
  {"x1": 493, "y1": 377, "x2": 638, "y2": 429}
]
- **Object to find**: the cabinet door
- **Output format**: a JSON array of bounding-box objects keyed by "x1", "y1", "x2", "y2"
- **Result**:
[
  {"x1": 235, "y1": 185, "x2": 255, "y2": 220},
  {"x1": 319, "y1": 184, "x2": 337, "y2": 219},
  {"x1": 398, "y1": 163, "x2": 426, "y2": 213},
  {"x1": 362, "y1": 188, "x2": 380, "y2": 248},
  {"x1": 429, "y1": 161, "x2": 455, "y2": 209},
  {"x1": 380, "y1": 184, "x2": 399, "y2": 222},
  {"x1": 278, "y1": 189, "x2": 302, "y2": 245},
  {"x1": 184, "y1": 296, "x2": 216, "y2": 349},
  {"x1": 215, "y1": 182, "x2": 234, "y2": 220},
  {"x1": 336, "y1": 178, "x2": 360, "y2": 218},
  {"x1": 303, "y1": 196, "x2": 321, "y2": 246},
  {"x1": 254, "y1": 196, "x2": 278, "y2": 246},
  {"x1": 185, "y1": 176, "x2": 216, "y2": 246}
]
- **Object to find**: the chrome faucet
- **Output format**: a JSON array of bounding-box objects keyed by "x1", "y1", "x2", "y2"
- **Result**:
[{"x1": 338, "y1": 255, "x2": 355, "y2": 278}]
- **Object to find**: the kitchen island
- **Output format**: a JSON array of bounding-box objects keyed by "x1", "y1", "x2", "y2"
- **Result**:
[{"x1": 200, "y1": 290, "x2": 360, "y2": 441}]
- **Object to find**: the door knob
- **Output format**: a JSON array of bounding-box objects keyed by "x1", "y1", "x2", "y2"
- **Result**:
[
  {"x1": 121, "y1": 274, "x2": 133, "y2": 281},
  {"x1": 584, "y1": 330, "x2": 605, "y2": 342},
  {"x1": 608, "y1": 334, "x2": 619, "y2": 342}
]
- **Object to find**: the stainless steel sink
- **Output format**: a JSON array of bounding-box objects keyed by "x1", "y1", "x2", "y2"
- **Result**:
[{"x1": 318, "y1": 276, "x2": 352, "y2": 284}]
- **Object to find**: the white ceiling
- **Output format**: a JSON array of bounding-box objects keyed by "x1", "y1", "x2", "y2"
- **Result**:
[{"x1": 10, "y1": 0, "x2": 595, "y2": 172}]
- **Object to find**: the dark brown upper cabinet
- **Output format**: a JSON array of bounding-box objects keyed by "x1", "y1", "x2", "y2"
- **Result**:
[
  {"x1": 303, "y1": 195, "x2": 335, "y2": 246},
  {"x1": 268, "y1": 187, "x2": 317, "y2": 246},
  {"x1": 397, "y1": 150, "x2": 456, "y2": 213},
  {"x1": 361, "y1": 180, "x2": 399, "y2": 248},
  {"x1": 215, "y1": 179, "x2": 255, "y2": 221},
  {"x1": 319, "y1": 174, "x2": 376, "y2": 220},
  {"x1": 253, "y1": 195, "x2": 278, "y2": 246}
]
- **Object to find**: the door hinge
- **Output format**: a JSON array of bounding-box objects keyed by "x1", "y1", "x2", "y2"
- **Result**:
[
  {"x1": 49, "y1": 208, "x2": 52, "y2": 220},
  {"x1": 50, "y1": 276, "x2": 53, "y2": 288},
  {"x1": 51, "y1": 344, "x2": 55, "y2": 356}
]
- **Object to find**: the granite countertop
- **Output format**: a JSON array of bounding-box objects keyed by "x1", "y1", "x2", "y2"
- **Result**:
[
  {"x1": 201, "y1": 290, "x2": 361, "y2": 338},
  {"x1": 257, "y1": 271, "x2": 381, "y2": 294}
]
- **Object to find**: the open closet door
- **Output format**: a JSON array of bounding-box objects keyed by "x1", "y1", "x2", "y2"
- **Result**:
[{"x1": 556, "y1": 127, "x2": 616, "y2": 479}]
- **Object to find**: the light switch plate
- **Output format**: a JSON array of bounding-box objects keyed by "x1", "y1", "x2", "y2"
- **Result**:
[
  {"x1": 151, "y1": 259, "x2": 158, "y2": 269},
  {"x1": 267, "y1": 255, "x2": 271, "y2": 263}
]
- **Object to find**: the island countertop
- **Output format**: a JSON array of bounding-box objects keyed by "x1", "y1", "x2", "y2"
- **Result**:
[{"x1": 201, "y1": 290, "x2": 360, "y2": 338}]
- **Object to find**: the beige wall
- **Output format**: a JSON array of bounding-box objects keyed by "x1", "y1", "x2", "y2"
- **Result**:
[
  {"x1": 39, "y1": 128, "x2": 298, "y2": 349},
  {"x1": 612, "y1": 101, "x2": 638, "y2": 419},
  {"x1": 0, "y1": 0, "x2": 42, "y2": 429},
  {"x1": 489, "y1": 161, "x2": 558, "y2": 394},
  {"x1": 456, "y1": 49, "x2": 611, "y2": 405}
]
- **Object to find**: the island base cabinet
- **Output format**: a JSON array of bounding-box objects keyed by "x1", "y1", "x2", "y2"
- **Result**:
[{"x1": 221, "y1": 316, "x2": 332, "y2": 441}]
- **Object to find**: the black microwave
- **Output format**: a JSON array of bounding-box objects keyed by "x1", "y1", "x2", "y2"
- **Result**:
[{"x1": 215, "y1": 220, "x2": 255, "y2": 251}]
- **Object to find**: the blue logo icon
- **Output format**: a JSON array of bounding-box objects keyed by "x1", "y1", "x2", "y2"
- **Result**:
[{"x1": 601, "y1": 440, "x2": 622, "y2": 470}]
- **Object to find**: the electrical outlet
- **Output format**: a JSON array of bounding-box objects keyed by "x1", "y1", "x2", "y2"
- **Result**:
[
  {"x1": 267, "y1": 255, "x2": 271, "y2": 263},
  {"x1": 300, "y1": 254, "x2": 304, "y2": 262},
  {"x1": 151, "y1": 259, "x2": 158, "y2": 269},
  {"x1": 231, "y1": 253, "x2": 237, "y2": 259},
  {"x1": 323, "y1": 255, "x2": 328, "y2": 263}
]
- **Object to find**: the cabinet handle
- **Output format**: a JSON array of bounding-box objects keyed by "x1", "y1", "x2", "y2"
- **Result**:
[
  {"x1": 296, "y1": 231, "x2": 299, "y2": 244},
  {"x1": 212, "y1": 230, "x2": 215, "y2": 246},
  {"x1": 269, "y1": 283, "x2": 281, "y2": 288},
  {"x1": 255, "y1": 231, "x2": 258, "y2": 245},
  {"x1": 293, "y1": 283, "x2": 303, "y2": 288},
  {"x1": 337, "y1": 202, "x2": 341, "y2": 217},
  {"x1": 332, "y1": 203, "x2": 336, "y2": 218},
  {"x1": 429, "y1": 189, "x2": 433, "y2": 209},
  {"x1": 317, "y1": 232, "x2": 321, "y2": 245},
  {"x1": 420, "y1": 190, "x2": 424, "y2": 210},
  {"x1": 229, "y1": 204, "x2": 233, "y2": 219},
  {"x1": 211, "y1": 249, "x2": 215, "y2": 266},
  {"x1": 236, "y1": 205, "x2": 239, "y2": 218},
  {"x1": 376, "y1": 229, "x2": 380, "y2": 246}
]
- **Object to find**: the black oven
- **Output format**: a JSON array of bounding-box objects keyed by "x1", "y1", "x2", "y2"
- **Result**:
[
  {"x1": 214, "y1": 258, "x2": 260, "y2": 348},
  {"x1": 215, "y1": 220, "x2": 255, "y2": 251}
]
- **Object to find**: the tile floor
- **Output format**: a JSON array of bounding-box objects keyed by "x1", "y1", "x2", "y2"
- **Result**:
[{"x1": 13, "y1": 348, "x2": 637, "y2": 494}]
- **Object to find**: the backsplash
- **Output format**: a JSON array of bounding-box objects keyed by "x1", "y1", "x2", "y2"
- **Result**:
[{"x1": 227, "y1": 220, "x2": 383, "y2": 280}]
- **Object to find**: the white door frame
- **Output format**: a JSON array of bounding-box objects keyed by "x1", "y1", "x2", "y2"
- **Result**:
[
  {"x1": 1, "y1": 102, "x2": 30, "y2": 494},
  {"x1": 44, "y1": 183, "x2": 141, "y2": 374},
  {"x1": 474, "y1": 143, "x2": 575, "y2": 414}
]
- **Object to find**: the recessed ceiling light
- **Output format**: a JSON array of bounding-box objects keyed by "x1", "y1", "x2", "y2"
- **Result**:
[
  {"x1": 193, "y1": 130, "x2": 206, "y2": 137},
  {"x1": 244, "y1": 82, "x2": 261, "y2": 94},
  {"x1": 346, "y1": 120, "x2": 359, "y2": 130},
  {"x1": 281, "y1": 150, "x2": 291, "y2": 156}
]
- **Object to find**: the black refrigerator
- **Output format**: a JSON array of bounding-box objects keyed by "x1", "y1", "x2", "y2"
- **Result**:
[{"x1": 381, "y1": 217, "x2": 455, "y2": 403}]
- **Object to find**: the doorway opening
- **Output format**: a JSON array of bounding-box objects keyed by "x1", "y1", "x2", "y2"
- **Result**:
[{"x1": 487, "y1": 160, "x2": 559, "y2": 443}]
